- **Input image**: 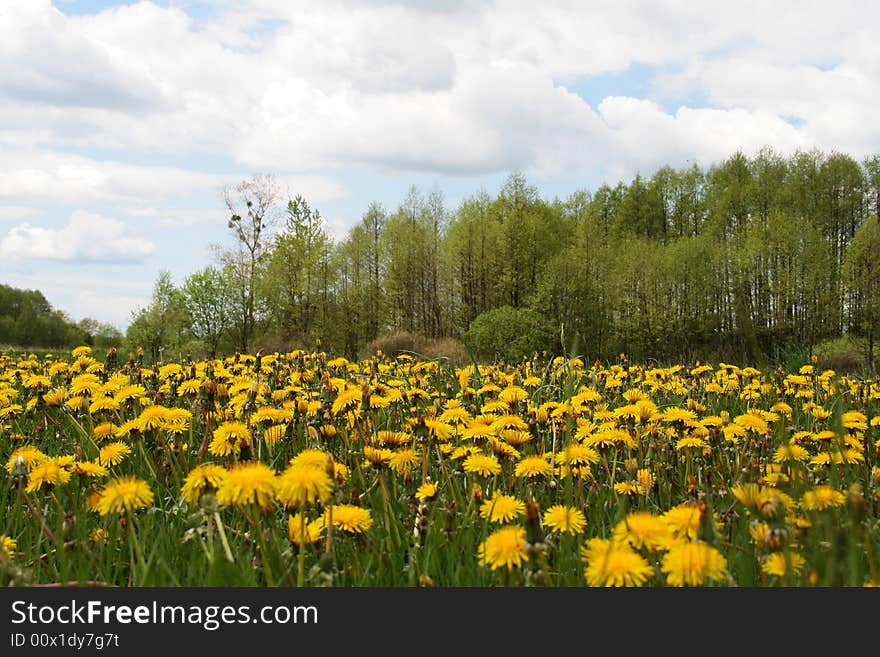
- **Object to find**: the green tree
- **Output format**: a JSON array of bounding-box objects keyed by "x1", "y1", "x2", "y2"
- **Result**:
[
  {"x1": 126, "y1": 270, "x2": 189, "y2": 362},
  {"x1": 842, "y1": 215, "x2": 880, "y2": 370},
  {"x1": 443, "y1": 190, "x2": 503, "y2": 330},
  {"x1": 182, "y1": 265, "x2": 235, "y2": 358},
  {"x1": 266, "y1": 194, "x2": 334, "y2": 348},
  {"x1": 77, "y1": 317, "x2": 123, "y2": 349}
]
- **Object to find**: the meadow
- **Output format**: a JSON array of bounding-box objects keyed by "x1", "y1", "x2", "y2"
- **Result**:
[{"x1": 1, "y1": 345, "x2": 878, "y2": 587}]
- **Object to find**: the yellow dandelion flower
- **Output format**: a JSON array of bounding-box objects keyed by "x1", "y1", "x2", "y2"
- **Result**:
[
  {"x1": 732, "y1": 483, "x2": 781, "y2": 515},
  {"x1": 480, "y1": 492, "x2": 526, "y2": 523},
  {"x1": 497, "y1": 429, "x2": 531, "y2": 446},
  {"x1": 734, "y1": 413, "x2": 769, "y2": 435},
  {"x1": 842, "y1": 410, "x2": 868, "y2": 431},
  {"x1": 163, "y1": 408, "x2": 192, "y2": 434},
  {"x1": 462, "y1": 421, "x2": 495, "y2": 441},
  {"x1": 331, "y1": 386, "x2": 362, "y2": 415},
  {"x1": 416, "y1": 481, "x2": 438, "y2": 501},
  {"x1": 25, "y1": 460, "x2": 72, "y2": 493},
  {"x1": 614, "y1": 481, "x2": 642, "y2": 496},
  {"x1": 773, "y1": 444, "x2": 810, "y2": 463},
  {"x1": 89, "y1": 528, "x2": 110, "y2": 544},
  {"x1": 363, "y1": 445, "x2": 393, "y2": 466},
  {"x1": 664, "y1": 503, "x2": 703, "y2": 540},
  {"x1": 801, "y1": 485, "x2": 846, "y2": 511},
  {"x1": 325, "y1": 504, "x2": 373, "y2": 534},
  {"x1": 478, "y1": 525, "x2": 528, "y2": 571},
  {"x1": 661, "y1": 540, "x2": 728, "y2": 586},
  {"x1": 69, "y1": 373, "x2": 100, "y2": 397},
  {"x1": 424, "y1": 418, "x2": 454, "y2": 441},
  {"x1": 543, "y1": 505, "x2": 586, "y2": 535},
  {"x1": 93, "y1": 422, "x2": 117, "y2": 441},
  {"x1": 675, "y1": 435, "x2": 707, "y2": 450},
  {"x1": 560, "y1": 443, "x2": 600, "y2": 467},
  {"x1": 722, "y1": 423, "x2": 745, "y2": 444},
  {"x1": 209, "y1": 421, "x2": 252, "y2": 458},
  {"x1": 498, "y1": 385, "x2": 528, "y2": 404},
  {"x1": 262, "y1": 423, "x2": 287, "y2": 447},
  {"x1": 284, "y1": 451, "x2": 329, "y2": 474},
  {"x1": 216, "y1": 462, "x2": 277, "y2": 511},
  {"x1": 762, "y1": 551, "x2": 805, "y2": 577},
  {"x1": 439, "y1": 406, "x2": 472, "y2": 426},
  {"x1": 581, "y1": 538, "x2": 653, "y2": 587},
  {"x1": 94, "y1": 476, "x2": 154, "y2": 516},
  {"x1": 5, "y1": 445, "x2": 47, "y2": 473},
  {"x1": 663, "y1": 407, "x2": 698, "y2": 424},
  {"x1": 613, "y1": 512, "x2": 673, "y2": 551},
  {"x1": 462, "y1": 452, "x2": 502, "y2": 477},
  {"x1": 88, "y1": 396, "x2": 119, "y2": 414},
  {"x1": 514, "y1": 455, "x2": 554, "y2": 479},
  {"x1": 72, "y1": 460, "x2": 108, "y2": 478},
  {"x1": 99, "y1": 442, "x2": 132, "y2": 467},
  {"x1": 770, "y1": 402, "x2": 792, "y2": 416},
  {"x1": 0, "y1": 404, "x2": 23, "y2": 419},
  {"x1": 287, "y1": 513, "x2": 325, "y2": 545},
  {"x1": 181, "y1": 464, "x2": 228, "y2": 505},
  {"x1": 1, "y1": 535, "x2": 17, "y2": 560},
  {"x1": 490, "y1": 414, "x2": 529, "y2": 433},
  {"x1": 388, "y1": 448, "x2": 420, "y2": 478},
  {"x1": 275, "y1": 463, "x2": 333, "y2": 508},
  {"x1": 113, "y1": 419, "x2": 140, "y2": 439}
]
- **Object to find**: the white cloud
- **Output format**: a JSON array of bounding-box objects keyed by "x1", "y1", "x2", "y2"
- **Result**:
[
  {"x1": 597, "y1": 98, "x2": 810, "y2": 176},
  {"x1": 2, "y1": 0, "x2": 879, "y2": 190},
  {"x1": 0, "y1": 150, "x2": 232, "y2": 207},
  {"x1": 0, "y1": 210, "x2": 155, "y2": 263},
  {"x1": 0, "y1": 205, "x2": 39, "y2": 222}
]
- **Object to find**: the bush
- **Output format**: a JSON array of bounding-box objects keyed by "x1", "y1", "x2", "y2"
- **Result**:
[
  {"x1": 464, "y1": 306, "x2": 558, "y2": 363},
  {"x1": 813, "y1": 335, "x2": 866, "y2": 374},
  {"x1": 364, "y1": 331, "x2": 469, "y2": 365}
]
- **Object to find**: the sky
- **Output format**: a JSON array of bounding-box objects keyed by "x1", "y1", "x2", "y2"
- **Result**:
[{"x1": 2, "y1": 0, "x2": 880, "y2": 332}]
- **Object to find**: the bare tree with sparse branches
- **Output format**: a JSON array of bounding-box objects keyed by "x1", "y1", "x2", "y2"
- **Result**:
[{"x1": 212, "y1": 173, "x2": 282, "y2": 353}]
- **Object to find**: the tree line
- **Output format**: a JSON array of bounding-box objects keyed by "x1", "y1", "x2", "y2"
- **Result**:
[
  {"x1": 124, "y1": 146, "x2": 880, "y2": 368},
  {"x1": 0, "y1": 284, "x2": 123, "y2": 350}
]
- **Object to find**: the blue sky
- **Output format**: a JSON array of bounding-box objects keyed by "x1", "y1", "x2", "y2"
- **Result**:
[{"x1": 2, "y1": 0, "x2": 880, "y2": 331}]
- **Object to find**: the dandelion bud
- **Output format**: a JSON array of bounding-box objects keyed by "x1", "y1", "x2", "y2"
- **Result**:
[
  {"x1": 759, "y1": 493, "x2": 787, "y2": 521},
  {"x1": 524, "y1": 500, "x2": 544, "y2": 545},
  {"x1": 624, "y1": 457, "x2": 638, "y2": 474},
  {"x1": 199, "y1": 491, "x2": 218, "y2": 514},
  {"x1": 763, "y1": 527, "x2": 790, "y2": 551},
  {"x1": 847, "y1": 483, "x2": 866, "y2": 521},
  {"x1": 11, "y1": 456, "x2": 27, "y2": 478}
]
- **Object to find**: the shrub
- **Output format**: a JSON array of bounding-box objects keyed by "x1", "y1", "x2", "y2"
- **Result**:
[
  {"x1": 364, "y1": 331, "x2": 469, "y2": 365},
  {"x1": 464, "y1": 306, "x2": 558, "y2": 363}
]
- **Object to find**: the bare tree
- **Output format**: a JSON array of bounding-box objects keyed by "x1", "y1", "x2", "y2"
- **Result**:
[{"x1": 213, "y1": 173, "x2": 282, "y2": 353}]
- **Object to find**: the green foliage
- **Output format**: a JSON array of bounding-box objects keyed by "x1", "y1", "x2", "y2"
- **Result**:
[
  {"x1": 465, "y1": 305, "x2": 557, "y2": 362},
  {"x1": 0, "y1": 284, "x2": 87, "y2": 348},
  {"x1": 125, "y1": 270, "x2": 190, "y2": 362},
  {"x1": 842, "y1": 215, "x2": 880, "y2": 370}
]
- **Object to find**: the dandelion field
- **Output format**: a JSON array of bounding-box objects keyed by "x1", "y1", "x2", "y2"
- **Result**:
[{"x1": 2, "y1": 345, "x2": 879, "y2": 588}]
